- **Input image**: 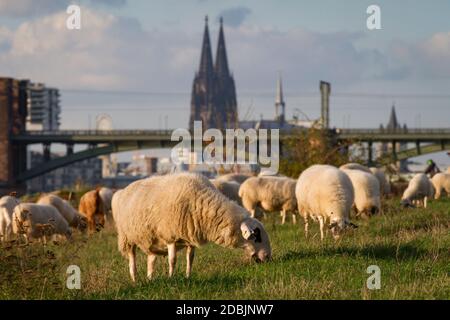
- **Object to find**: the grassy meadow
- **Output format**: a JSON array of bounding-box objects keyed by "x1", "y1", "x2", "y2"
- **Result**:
[{"x1": 0, "y1": 197, "x2": 449, "y2": 300}]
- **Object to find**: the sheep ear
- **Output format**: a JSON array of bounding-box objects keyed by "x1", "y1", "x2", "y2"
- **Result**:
[{"x1": 240, "y1": 223, "x2": 256, "y2": 241}]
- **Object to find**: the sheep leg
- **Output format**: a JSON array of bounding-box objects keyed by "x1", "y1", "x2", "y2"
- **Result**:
[
  {"x1": 318, "y1": 216, "x2": 325, "y2": 241},
  {"x1": 186, "y1": 246, "x2": 195, "y2": 278},
  {"x1": 292, "y1": 213, "x2": 297, "y2": 225},
  {"x1": 147, "y1": 254, "x2": 157, "y2": 280},
  {"x1": 303, "y1": 216, "x2": 309, "y2": 238},
  {"x1": 128, "y1": 246, "x2": 137, "y2": 282},
  {"x1": 281, "y1": 209, "x2": 286, "y2": 225},
  {"x1": 167, "y1": 243, "x2": 177, "y2": 277},
  {"x1": 424, "y1": 196, "x2": 428, "y2": 209}
]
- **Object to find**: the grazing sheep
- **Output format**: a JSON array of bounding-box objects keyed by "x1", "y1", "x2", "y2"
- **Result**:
[
  {"x1": 37, "y1": 194, "x2": 87, "y2": 231},
  {"x1": 296, "y1": 165, "x2": 357, "y2": 240},
  {"x1": 401, "y1": 174, "x2": 435, "y2": 208},
  {"x1": 112, "y1": 173, "x2": 271, "y2": 281},
  {"x1": 370, "y1": 167, "x2": 391, "y2": 196},
  {"x1": 239, "y1": 176, "x2": 298, "y2": 224},
  {"x1": 431, "y1": 173, "x2": 450, "y2": 199},
  {"x1": 341, "y1": 169, "x2": 381, "y2": 217},
  {"x1": 12, "y1": 203, "x2": 72, "y2": 244},
  {"x1": 217, "y1": 173, "x2": 251, "y2": 184},
  {"x1": 339, "y1": 163, "x2": 372, "y2": 173},
  {"x1": 0, "y1": 195, "x2": 20, "y2": 242},
  {"x1": 210, "y1": 179, "x2": 242, "y2": 205},
  {"x1": 78, "y1": 189, "x2": 107, "y2": 232}
]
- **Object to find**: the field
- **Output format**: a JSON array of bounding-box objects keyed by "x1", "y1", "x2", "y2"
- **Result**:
[{"x1": 0, "y1": 197, "x2": 449, "y2": 300}]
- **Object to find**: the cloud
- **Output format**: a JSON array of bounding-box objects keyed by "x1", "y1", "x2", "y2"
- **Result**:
[
  {"x1": 216, "y1": 6, "x2": 251, "y2": 28},
  {"x1": 0, "y1": 0, "x2": 71, "y2": 17},
  {"x1": 0, "y1": 0, "x2": 127, "y2": 17},
  {"x1": 0, "y1": 6, "x2": 448, "y2": 96},
  {"x1": 92, "y1": 0, "x2": 127, "y2": 7}
]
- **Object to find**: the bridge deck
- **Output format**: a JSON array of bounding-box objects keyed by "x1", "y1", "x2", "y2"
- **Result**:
[{"x1": 11, "y1": 128, "x2": 450, "y2": 144}]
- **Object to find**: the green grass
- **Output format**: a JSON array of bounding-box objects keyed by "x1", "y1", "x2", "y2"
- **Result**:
[{"x1": 1, "y1": 197, "x2": 449, "y2": 300}]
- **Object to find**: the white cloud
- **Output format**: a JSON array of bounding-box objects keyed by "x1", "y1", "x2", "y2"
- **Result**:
[{"x1": 0, "y1": 6, "x2": 448, "y2": 95}]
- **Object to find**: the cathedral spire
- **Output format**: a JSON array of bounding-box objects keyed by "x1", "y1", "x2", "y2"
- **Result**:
[
  {"x1": 215, "y1": 17, "x2": 230, "y2": 77},
  {"x1": 387, "y1": 103, "x2": 399, "y2": 131},
  {"x1": 199, "y1": 15, "x2": 214, "y2": 76}
]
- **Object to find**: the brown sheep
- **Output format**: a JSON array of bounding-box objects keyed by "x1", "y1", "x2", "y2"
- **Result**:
[{"x1": 78, "y1": 189, "x2": 106, "y2": 233}]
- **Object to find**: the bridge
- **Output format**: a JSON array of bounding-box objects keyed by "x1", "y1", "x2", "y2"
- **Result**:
[{"x1": 7, "y1": 127, "x2": 450, "y2": 184}]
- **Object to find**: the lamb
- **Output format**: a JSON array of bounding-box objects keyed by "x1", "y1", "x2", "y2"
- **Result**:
[
  {"x1": 370, "y1": 167, "x2": 391, "y2": 196},
  {"x1": 401, "y1": 174, "x2": 435, "y2": 208},
  {"x1": 239, "y1": 176, "x2": 298, "y2": 224},
  {"x1": 12, "y1": 203, "x2": 72, "y2": 243},
  {"x1": 78, "y1": 188, "x2": 107, "y2": 232},
  {"x1": 217, "y1": 173, "x2": 251, "y2": 184},
  {"x1": 431, "y1": 173, "x2": 450, "y2": 199},
  {"x1": 112, "y1": 173, "x2": 271, "y2": 281},
  {"x1": 341, "y1": 169, "x2": 381, "y2": 217},
  {"x1": 0, "y1": 195, "x2": 20, "y2": 242},
  {"x1": 37, "y1": 194, "x2": 87, "y2": 231},
  {"x1": 210, "y1": 179, "x2": 242, "y2": 205},
  {"x1": 296, "y1": 165, "x2": 357, "y2": 240},
  {"x1": 339, "y1": 163, "x2": 372, "y2": 173}
]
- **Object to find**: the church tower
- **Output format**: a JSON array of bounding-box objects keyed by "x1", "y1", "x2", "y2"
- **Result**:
[
  {"x1": 214, "y1": 17, "x2": 238, "y2": 129},
  {"x1": 189, "y1": 17, "x2": 238, "y2": 131}
]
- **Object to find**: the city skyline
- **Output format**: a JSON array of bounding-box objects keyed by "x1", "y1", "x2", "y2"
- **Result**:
[{"x1": 0, "y1": 0, "x2": 449, "y2": 132}]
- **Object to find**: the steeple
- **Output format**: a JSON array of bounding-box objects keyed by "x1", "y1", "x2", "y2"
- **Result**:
[
  {"x1": 215, "y1": 17, "x2": 230, "y2": 77},
  {"x1": 387, "y1": 104, "x2": 399, "y2": 131},
  {"x1": 275, "y1": 73, "x2": 285, "y2": 123},
  {"x1": 199, "y1": 15, "x2": 214, "y2": 76}
]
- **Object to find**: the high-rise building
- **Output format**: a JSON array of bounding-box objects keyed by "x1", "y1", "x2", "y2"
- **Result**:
[
  {"x1": 189, "y1": 17, "x2": 238, "y2": 131},
  {"x1": 24, "y1": 81, "x2": 61, "y2": 131}
]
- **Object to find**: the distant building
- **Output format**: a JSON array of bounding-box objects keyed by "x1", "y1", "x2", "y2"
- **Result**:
[
  {"x1": 239, "y1": 75, "x2": 314, "y2": 130},
  {"x1": 27, "y1": 151, "x2": 102, "y2": 192},
  {"x1": 0, "y1": 77, "x2": 27, "y2": 193},
  {"x1": 24, "y1": 81, "x2": 61, "y2": 131},
  {"x1": 189, "y1": 17, "x2": 238, "y2": 131},
  {"x1": 377, "y1": 105, "x2": 409, "y2": 171}
]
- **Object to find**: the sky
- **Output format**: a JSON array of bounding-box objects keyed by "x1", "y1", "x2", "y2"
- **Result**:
[{"x1": 0, "y1": 0, "x2": 449, "y2": 165}]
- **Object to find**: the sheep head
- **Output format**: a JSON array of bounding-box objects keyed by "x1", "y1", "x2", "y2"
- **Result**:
[{"x1": 240, "y1": 218, "x2": 271, "y2": 263}]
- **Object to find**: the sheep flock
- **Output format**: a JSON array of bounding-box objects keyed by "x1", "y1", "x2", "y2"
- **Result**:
[{"x1": 0, "y1": 163, "x2": 447, "y2": 281}]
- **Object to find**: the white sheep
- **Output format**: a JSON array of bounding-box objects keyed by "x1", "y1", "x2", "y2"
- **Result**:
[
  {"x1": 37, "y1": 194, "x2": 87, "y2": 231},
  {"x1": 239, "y1": 176, "x2": 298, "y2": 224},
  {"x1": 210, "y1": 179, "x2": 242, "y2": 205},
  {"x1": 296, "y1": 165, "x2": 357, "y2": 240},
  {"x1": 12, "y1": 203, "x2": 72, "y2": 244},
  {"x1": 431, "y1": 173, "x2": 450, "y2": 199},
  {"x1": 370, "y1": 167, "x2": 391, "y2": 196},
  {"x1": 0, "y1": 195, "x2": 20, "y2": 242},
  {"x1": 112, "y1": 173, "x2": 272, "y2": 281},
  {"x1": 401, "y1": 173, "x2": 435, "y2": 208},
  {"x1": 339, "y1": 163, "x2": 372, "y2": 173},
  {"x1": 341, "y1": 168, "x2": 381, "y2": 217},
  {"x1": 217, "y1": 173, "x2": 251, "y2": 184}
]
